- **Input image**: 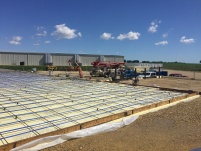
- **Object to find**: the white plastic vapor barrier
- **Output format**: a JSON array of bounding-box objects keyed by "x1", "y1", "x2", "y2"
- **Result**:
[{"x1": 11, "y1": 115, "x2": 139, "y2": 151}]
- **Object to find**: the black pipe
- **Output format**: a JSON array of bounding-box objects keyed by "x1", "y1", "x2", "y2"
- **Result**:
[
  {"x1": 114, "y1": 67, "x2": 117, "y2": 80},
  {"x1": 144, "y1": 68, "x2": 146, "y2": 79},
  {"x1": 134, "y1": 68, "x2": 137, "y2": 80}
]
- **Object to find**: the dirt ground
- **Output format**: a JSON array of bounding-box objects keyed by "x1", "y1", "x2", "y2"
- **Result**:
[
  {"x1": 38, "y1": 70, "x2": 201, "y2": 151},
  {"x1": 164, "y1": 69, "x2": 201, "y2": 80}
]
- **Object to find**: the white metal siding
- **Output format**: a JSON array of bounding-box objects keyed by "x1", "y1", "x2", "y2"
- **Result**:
[
  {"x1": 52, "y1": 55, "x2": 74, "y2": 66},
  {"x1": 114, "y1": 56, "x2": 124, "y2": 62},
  {"x1": 79, "y1": 55, "x2": 100, "y2": 66},
  {"x1": 104, "y1": 56, "x2": 124, "y2": 62},
  {"x1": 14, "y1": 54, "x2": 27, "y2": 65},
  {"x1": 28, "y1": 54, "x2": 45, "y2": 65},
  {"x1": 0, "y1": 52, "x2": 124, "y2": 66},
  {"x1": 0, "y1": 53, "x2": 27, "y2": 65},
  {"x1": 0, "y1": 53, "x2": 13, "y2": 65}
]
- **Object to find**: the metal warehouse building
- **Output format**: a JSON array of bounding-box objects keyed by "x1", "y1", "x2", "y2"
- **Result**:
[{"x1": 0, "y1": 52, "x2": 124, "y2": 66}]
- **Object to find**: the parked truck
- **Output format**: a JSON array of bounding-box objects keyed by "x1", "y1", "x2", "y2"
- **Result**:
[{"x1": 137, "y1": 71, "x2": 157, "y2": 79}]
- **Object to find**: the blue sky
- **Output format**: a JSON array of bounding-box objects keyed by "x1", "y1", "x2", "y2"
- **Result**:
[{"x1": 0, "y1": 0, "x2": 201, "y2": 63}]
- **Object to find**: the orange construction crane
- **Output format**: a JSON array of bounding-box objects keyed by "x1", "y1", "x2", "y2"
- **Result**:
[
  {"x1": 75, "y1": 62, "x2": 84, "y2": 78},
  {"x1": 91, "y1": 61, "x2": 125, "y2": 68}
]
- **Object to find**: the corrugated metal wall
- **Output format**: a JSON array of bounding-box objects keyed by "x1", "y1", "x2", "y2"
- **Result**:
[
  {"x1": 104, "y1": 56, "x2": 124, "y2": 62},
  {"x1": 28, "y1": 54, "x2": 45, "y2": 65},
  {"x1": 14, "y1": 54, "x2": 27, "y2": 65},
  {"x1": 0, "y1": 53, "x2": 27, "y2": 65},
  {"x1": 114, "y1": 56, "x2": 124, "y2": 62},
  {"x1": 0, "y1": 52, "x2": 124, "y2": 66},
  {"x1": 0, "y1": 53, "x2": 13, "y2": 65},
  {"x1": 79, "y1": 55, "x2": 100, "y2": 66},
  {"x1": 52, "y1": 54, "x2": 75, "y2": 66}
]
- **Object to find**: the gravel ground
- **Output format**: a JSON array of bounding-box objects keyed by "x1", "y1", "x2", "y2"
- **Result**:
[
  {"x1": 43, "y1": 97, "x2": 201, "y2": 151},
  {"x1": 41, "y1": 73, "x2": 201, "y2": 151}
]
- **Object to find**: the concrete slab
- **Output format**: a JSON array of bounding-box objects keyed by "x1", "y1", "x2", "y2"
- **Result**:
[{"x1": 0, "y1": 72, "x2": 197, "y2": 151}]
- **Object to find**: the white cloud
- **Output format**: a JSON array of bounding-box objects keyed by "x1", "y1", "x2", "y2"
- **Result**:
[
  {"x1": 148, "y1": 20, "x2": 161, "y2": 33},
  {"x1": 100, "y1": 32, "x2": 114, "y2": 40},
  {"x1": 116, "y1": 34, "x2": 125, "y2": 40},
  {"x1": 127, "y1": 31, "x2": 140, "y2": 40},
  {"x1": 36, "y1": 26, "x2": 47, "y2": 36},
  {"x1": 36, "y1": 31, "x2": 47, "y2": 36},
  {"x1": 155, "y1": 41, "x2": 168, "y2": 45},
  {"x1": 33, "y1": 43, "x2": 40, "y2": 46},
  {"x1": 117, "y1": 31, "x2": 140, "y2": 40},
  {"x1": 51, "y1": 24, "x2": 81, "y2": 39},
  {"x1": 162, "y1": 33, "x2": 168, "y2": 38},
  {"x1": 44, "y1": 41, "x2": 51, "y2": 44},
  {"x1": 180, "y1": 36, "x2": 195, "y2": 44},
  {"x1": 78, "y1": 32, "x2": 82, "y2": 37},
  {"x1": 9, "y1": 36, "x2": 22, "y2": 45}
]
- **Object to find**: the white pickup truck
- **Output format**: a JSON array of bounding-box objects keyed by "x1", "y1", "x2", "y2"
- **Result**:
[{"x1": 137, "y1": 72, "x2": 157, "y2": 79}]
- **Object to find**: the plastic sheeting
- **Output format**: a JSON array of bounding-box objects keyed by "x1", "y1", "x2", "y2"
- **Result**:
[{"x1": 11, "y1": 115, "x2": 139, "y2": 151}]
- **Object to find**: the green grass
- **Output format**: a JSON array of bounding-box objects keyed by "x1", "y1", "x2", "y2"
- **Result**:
[{"x1": 163, "y1": 63, "x2": 201, "y2": 71}]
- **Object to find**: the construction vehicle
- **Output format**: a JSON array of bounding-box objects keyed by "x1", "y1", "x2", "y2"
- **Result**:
[
  {"x1": 90, "y1": 68, "x2": 104, "y2": 77},
  {"x1": 90, "y1": 61, "x2": 125, "y2": 80},
  {"x1": 46, "y1": 65, "x2": 57, "y2": 71},
  {"x1": 123, "y1": 68, "x2": 136, "y2": 79},
  {"x1": 66, "y1": 60, "x2": 84, "y2": 78},
  {"x1": 91, "y1": 61, "x2": 125, "y2": 68}
]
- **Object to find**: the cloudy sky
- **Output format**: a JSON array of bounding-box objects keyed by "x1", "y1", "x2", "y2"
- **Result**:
[{"x1": 0, "y1": 0, "x2": 201, "y2": 63}]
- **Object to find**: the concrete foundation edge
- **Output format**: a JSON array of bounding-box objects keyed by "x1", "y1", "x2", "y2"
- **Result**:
[{"x1": 0, "y1": 88, "x2": 198, "y2": 151}]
